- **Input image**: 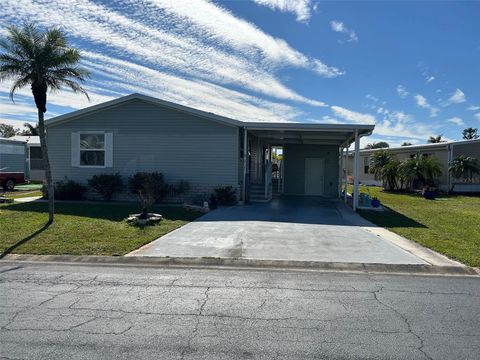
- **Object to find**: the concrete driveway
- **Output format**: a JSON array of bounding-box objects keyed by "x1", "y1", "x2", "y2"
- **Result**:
[{"x1": 128, "y1": 196, "x2": 429, "y2": 265}]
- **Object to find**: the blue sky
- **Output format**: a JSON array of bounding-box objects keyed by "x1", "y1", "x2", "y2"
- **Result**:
[{"x1": 1, "y1": 0, "x2": 479, "y2": 147}]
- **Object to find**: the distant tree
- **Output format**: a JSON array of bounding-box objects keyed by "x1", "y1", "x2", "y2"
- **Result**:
[
  {"x1": 0, "y1": 123, "x2": 19, "y2": 137},
  {"x1": 448, "y1": 155, "x2": 480, "y2": 188},
  {"x1": 364, "y1": 141, "x2": 389, "y2": 149},
  {"x1": 462, "y1": 127, "x2": 478, "y2": 140},
  {"x1": 0, "y1": 23, "x2": 90, "y2": 223},
  {"x1": 427, "y1": 135, "x2": 445, "y2": 143},
  {"x1": 401, "y1": 142, "x2": 413, "y2": 146},
  {"x1": 21, "y1": 122, "x2": 39, "y2": 136}
]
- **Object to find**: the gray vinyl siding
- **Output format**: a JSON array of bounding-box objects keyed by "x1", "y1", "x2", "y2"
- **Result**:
[
  {"x1": 284, "y1": 144, "x2": 339, "y2": 197},
  {"x1": 0, "y1": 140, "x2": 27, "y2": 173},
  {"x1": 47, "y1": 99, "x2": 239, "y2": 195}
]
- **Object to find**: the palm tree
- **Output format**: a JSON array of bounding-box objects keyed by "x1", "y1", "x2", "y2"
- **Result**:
[
  {"x1": 449, "y1": 156, "x2": 480, "y2": 188},
  {"x1": 401, "y1": 142, "x2": 412, "y2": 146},
  {"x1": 427, "y1": 135, "x2": 444, "y2": 143},
  {"x1": 364, "y1": 141, "x2": 389, "y2": 149},
  {"x1": 0, "y1": 24, "x2": 90, "y2": 223},
  {"x1": 22, "y1": 122, "x2": 39, "y2": 136},
  {"x1": 368, "y1": 150, "x2": 399, "y2": 189}
]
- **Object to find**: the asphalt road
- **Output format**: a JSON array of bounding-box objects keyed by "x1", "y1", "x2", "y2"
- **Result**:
[{"x1": 0, "y1": 262, "x2": 479, "y2": 360}]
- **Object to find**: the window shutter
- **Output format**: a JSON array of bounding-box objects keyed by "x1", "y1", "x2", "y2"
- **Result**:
[
  {"x1": 105, "y1": 132, "x2": 113, "y2": 167},
  {"x1": 71, "y1": 132, "x2": 80, "y2": 167}
]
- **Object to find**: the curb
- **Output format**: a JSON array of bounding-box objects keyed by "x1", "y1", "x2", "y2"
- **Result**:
[{"x1": 1, "y1": 254, "x2": 478, "y2": 276}]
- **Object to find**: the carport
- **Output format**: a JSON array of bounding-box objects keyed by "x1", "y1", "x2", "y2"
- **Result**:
[{"x1": 241, "y1": 123, "x2": 374, "y2": 211}]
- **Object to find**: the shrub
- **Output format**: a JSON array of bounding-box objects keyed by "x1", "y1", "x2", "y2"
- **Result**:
[
  {"x1": 214, "y1": 186, "x2": 237, "y2": 206},
  {"x1": 128, "y1": 172, "x2": 168, "y2": 218},
  {"x1": 171, "y1": 180, "x2": 191, "y2": 203},
  {"x1": 88, "y1": 173, "x2": 124, "y2": 201},
  {"x1": 43, "y1": 179, "x2": 86, "y2": 200}
]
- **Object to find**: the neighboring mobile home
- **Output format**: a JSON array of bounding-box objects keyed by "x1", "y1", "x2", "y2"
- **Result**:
[
  {"x1": 45, "y1": 93, "x2": 374, "y2": 209},
  {"x1": 8, "y1": 136, "x2": 45, "y2": 181},
  {"x1": 0, "y1": 136, "x2": 45, "y2": 182},
  {"x1": 345, "y1": 139, "x2": 480, "y2": 192}
]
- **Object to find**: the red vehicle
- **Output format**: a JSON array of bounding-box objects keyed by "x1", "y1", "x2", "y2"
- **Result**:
[{"x1": 0, "y1": 172, "x2": 26, "y2": 191}]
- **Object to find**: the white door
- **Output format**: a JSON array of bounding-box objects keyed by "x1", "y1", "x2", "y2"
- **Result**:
[{"x1": 304, "y1": 158, "x2": 325, "y2": 196}]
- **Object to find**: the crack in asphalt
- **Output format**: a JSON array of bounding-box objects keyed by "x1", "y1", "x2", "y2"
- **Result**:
[{"x1": 373, "y1": 287, "x2": 433, "y2": 360}]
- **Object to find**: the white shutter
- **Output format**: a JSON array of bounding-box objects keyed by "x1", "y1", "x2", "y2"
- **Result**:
[
  {"x1": 105, "y1": 132, "x2": 113, "y2": 167},
  {"x1": 71, "y1": 132, "x2": 80, "y2": 167}
]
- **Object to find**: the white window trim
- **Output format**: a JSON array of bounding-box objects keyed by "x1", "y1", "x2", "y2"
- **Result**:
[{"x1": 78, "y1": 131, "x2": 107, "y2": 168}]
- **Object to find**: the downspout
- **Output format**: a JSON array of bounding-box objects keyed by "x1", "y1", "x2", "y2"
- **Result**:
[
  {"x1": 242, "y1": 128, "x2": 248, "y2": 203},
  {"x1": 447, "y1": 143, "x2": 453, "y2": 193},
  {"x1": 353, "y1": 129, "x2": 360, "y2": 211}
]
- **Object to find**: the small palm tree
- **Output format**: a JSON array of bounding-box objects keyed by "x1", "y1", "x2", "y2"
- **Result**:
[
  {"x1": 418, "y1": 156, "x2": 442, "y2": 186},
  {"x1": 427, "y1": 135, "x2": 444, "y2": 143},
  {"x1": 23, "y1": 122, "x2": 39, "y2": 136},
  {"x1": 449, "y1": 156, "x2": 480, "y2": 187},
  {"x1": 0, "y1": 23, "x2": 90, "y2": 223},
  {"x1": 369, "y1": 150, "x2": 393, "y2": 181}
]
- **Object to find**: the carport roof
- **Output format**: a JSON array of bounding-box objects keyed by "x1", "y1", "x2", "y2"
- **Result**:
[{"x1": 245, "y1": 123, "x2": 374, "y2": 147}]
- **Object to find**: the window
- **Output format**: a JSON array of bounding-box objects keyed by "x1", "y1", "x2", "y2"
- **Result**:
[
  {"x1": 364, "y1": 157, "x2": 370, "y2": 174},
  {"x1": 29, "y1": 146, "x2": 44, "y2": 170},
  {"x1": 80, "y1": 133, "x2": 105, "y2": 167},
  {"x1": 72, "y1": 132, "x2": 113, "y2": 168}
]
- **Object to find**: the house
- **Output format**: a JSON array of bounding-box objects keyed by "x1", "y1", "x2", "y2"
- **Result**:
[
  {"x1": 45, "y1": 93, "x2": 374, "y2": 209},
  {"x1": 0, "y1": 137, "x2": 27, "y2": 174},
  {"x1": 345, "y1": 139, "x2": 480, "y2": 192},
  {"x1": 8, "y1": 136, "x2": 45, "y2": 181}
]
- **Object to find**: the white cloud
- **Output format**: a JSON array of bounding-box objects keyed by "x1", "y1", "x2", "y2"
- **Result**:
[
  {"x1": 330, "y1": 103, "x2": 437, "y2": 141},
  {"x1": 425, "y1": 76, "x2": 435, "y2": 84},
  {"x1": 330, "y1": 106, "x2": 375, "y2": 124},
  {"x1": 0, "y1": 0, "x2": 336, "y2": 116},
  {"x1": 365, "y1": 94, "x2": 379, "y2": 102},
  {"x1": 467, "y1": 105, "x2": 480, "y2": 111},
  {"x1": 330, "y1": 20, "x2": 358, "y2": 43},
  {"x1": 443, "y1": 88, "x2": 466, "y2": 106},
  {"x1": 81, "y1": 52, "x2": 303, "y2": 122},
  {"x1": 414, "y1": 94, "x2": 439, "y2": 117},
  {"x1": 396, "y1": 85, "x2": 409, "y2": 99},
  {"x1": 475, "y1": 113, "x2": 480, "y2": 121},
  {"x1": 447, "y1": 117, "x2": 464, "y2": 126},
  {"x1": 312, "y1": 60, "x2": 345, "y2": 78},
  {"x1": 252, "y1": 0, "x2": 312, "y2": 23}
]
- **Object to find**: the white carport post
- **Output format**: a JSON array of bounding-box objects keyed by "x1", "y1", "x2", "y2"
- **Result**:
[
  {"x1": 242, "y1": 128, "x2": 248, "y2": 203},
  {"x1": 338, "y1": 147, "x2": 344, "y2": 198},
  {"x1": 344, "y1": 146, "x2": 348, "y2": 203},
  {"x1": 353, "y1": 129, "x2": 360, "y2": 211}
]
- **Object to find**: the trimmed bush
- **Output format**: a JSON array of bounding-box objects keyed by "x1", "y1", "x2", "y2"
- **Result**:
[
  {"x1": 88, "y1": 173, "x2": 124, "y2": 201},
  {"x1": 171, "y1": 180, "x2": 191, "y2": 203},
  {"x1": 214, "y1": 186, "x2": 237, "y2": 206},
  {"x1": 43, "y1": 179, "x2": 86, "y2": 200},
  {"x1": 128, "y1": 172, "x2": 168, "y2": 218}
]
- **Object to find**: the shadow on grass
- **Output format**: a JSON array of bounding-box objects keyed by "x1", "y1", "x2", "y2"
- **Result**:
[
  {"x1": 359, "y1": 205, "x2": 427, "y2": 229},
  {"x1": 0, "y1": 222, "x2": 51, "y2": 259},
  {"x1": 1, "y1": 202, "x2": 200, "y2": 222}
]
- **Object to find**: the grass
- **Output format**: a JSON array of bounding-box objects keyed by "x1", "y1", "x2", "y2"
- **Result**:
[
  {"x1": 353, "y1": 186, "x2": 480, "y2": 267},
  {"x1": 0, "y1": 201, "x2": 202, "y2": 256}
]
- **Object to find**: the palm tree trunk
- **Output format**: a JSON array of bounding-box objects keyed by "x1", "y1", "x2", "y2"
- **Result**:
[{"x1": 37, "y1": 109, "x2": 54, "y2": 223}]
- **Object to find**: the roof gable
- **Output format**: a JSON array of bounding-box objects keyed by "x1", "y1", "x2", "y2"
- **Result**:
[{"x1": 45, "y1": 93, "x2": 243, "y2": 128}]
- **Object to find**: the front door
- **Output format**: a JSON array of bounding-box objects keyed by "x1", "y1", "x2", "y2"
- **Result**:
[{"x1": 304, "y1": 158, "x2": 325, "y2": 196}]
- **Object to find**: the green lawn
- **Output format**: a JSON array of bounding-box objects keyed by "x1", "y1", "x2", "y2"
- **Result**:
[
  {"x1": 354, "y1": 186, "x2": 480, "y2": 267},
  {"x1": 0, "y1": 202, "x2": 202, "y2": 256}
]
